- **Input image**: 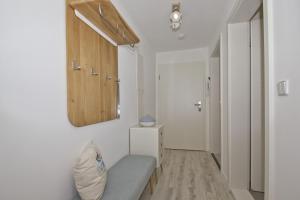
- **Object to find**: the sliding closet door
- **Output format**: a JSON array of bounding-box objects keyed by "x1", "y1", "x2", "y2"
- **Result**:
[{"x1": 250, "y1": 9, "x2": 265, "y2": 192}]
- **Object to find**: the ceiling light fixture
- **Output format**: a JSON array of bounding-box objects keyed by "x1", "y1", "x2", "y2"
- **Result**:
[{"x1": 170, "y1": 2, "x2": 182, "y2": 31}]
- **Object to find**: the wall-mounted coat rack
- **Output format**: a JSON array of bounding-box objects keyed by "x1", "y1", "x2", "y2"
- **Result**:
[
  {"x1": 66, "y1": 0, "x2": 140, "y2": 127},
  {"x1": 68, "y1": 0, "x2": 139, "y2": 45}
]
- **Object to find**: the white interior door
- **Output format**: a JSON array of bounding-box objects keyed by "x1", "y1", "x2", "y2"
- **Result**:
[
  {"x1": 250, "y1": 9, "x2": 265, "y2": 192},
  {"x1": 158, "y1": 61, "x2": 206, "y2": 150}
]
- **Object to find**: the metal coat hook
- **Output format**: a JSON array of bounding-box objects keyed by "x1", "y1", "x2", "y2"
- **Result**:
[
  {"x1": 72, "y1": 60, "x2": 81, "y2": 70},
  {"x1": 98, "y1": 3, "x2": 103, "y2": 16},
  {"x1": 106, "y1": 74, "x2": 112, "y2": 80},
  {"x1": 90, "y1": 68, "x2": 99, "y2": 76}
]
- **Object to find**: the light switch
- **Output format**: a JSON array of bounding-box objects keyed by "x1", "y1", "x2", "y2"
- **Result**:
[{"x1": 277, "y1": 80, "x2": 289, "y2": 96}]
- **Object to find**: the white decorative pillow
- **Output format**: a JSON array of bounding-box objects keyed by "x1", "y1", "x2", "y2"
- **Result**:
[{"x1": 73, "y1": 142, "x2": 107, "y2": 200}]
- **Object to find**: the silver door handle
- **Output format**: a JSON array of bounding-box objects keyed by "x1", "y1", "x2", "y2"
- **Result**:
[{"x1": 194, "y1": 101, "x2": 202, "y2": 112}]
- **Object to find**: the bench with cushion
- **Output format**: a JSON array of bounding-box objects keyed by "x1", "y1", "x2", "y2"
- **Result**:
[{"x1": 74, "y1": 154, "x2": 156, "y2": 200}]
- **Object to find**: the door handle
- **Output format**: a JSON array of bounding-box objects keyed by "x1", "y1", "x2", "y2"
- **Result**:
[{"x1": 194, "y1": 101, "x2": 202, "y2": 112}]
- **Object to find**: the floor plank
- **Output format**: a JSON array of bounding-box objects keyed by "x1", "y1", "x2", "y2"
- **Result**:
[{"x1": 140, "y1": 149, "x2": 235, "y2": 200}]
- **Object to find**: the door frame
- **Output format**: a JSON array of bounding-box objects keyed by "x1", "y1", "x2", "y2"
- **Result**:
[
  {"x1": 262, "y1": 0, "x2": 274, "y2": 199},
  {"x1": 155, "y1": 48, "x2": 210, "y2": 151},
  {"x1": 250, "y1": 7, "x2": 265, "y2": 192}
]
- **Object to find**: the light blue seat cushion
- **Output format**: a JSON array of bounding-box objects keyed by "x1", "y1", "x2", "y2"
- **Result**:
[{"x1": 74, "y1": 155, "x2": 156, "y2": 200}]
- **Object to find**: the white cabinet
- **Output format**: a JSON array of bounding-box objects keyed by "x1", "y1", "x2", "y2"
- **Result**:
[{"x1": 130, "y1": 125, "x2": 164, "y2": 168}]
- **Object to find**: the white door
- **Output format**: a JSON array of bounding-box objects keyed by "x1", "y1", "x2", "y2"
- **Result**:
[
  {"x1": 158, "y1": 61, "x2": 206, "y2": 150},
  {"x1": 250, "y1": 9, "x2": 265, "y2": 192}
]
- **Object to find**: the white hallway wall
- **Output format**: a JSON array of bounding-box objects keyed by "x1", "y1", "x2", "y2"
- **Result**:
[
  {"x1": 265, "y1": 0, "x2": 300, "y2": 199},
  {"x1": 0, "y1": 0, "x2": 156, "y2": 199}
]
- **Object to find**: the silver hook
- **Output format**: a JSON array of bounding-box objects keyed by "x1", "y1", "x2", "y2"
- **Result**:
[
  {"x1": 90, "y1": 68, "x2": 99, "y2": 76},
  {"x1": 72, "y1": 60, "x2": 81, "y2": 70},
  {"x1": 98, "y1": 3, "x2": 103, "y2": 16},
  {"x1": 106, "y1": 74, "x2": 112, "y2": 80}
]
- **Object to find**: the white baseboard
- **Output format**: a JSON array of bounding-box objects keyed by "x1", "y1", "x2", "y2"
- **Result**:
[{"x1": 232, "y1": 188, "x2": 254, "y2": 200}]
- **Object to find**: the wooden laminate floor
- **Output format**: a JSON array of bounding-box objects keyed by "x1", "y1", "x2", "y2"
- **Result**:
[{"x1": 141, "y1": 149, "x2": 235, "y2": 200}]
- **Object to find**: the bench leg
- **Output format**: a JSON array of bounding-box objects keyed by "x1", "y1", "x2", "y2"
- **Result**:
[
  {"x1": 155, "y1": 169, "x2": 158, "y2": 184},
  {"x1": 149, "y1": 176, "x2": 154, "y2": 194}
]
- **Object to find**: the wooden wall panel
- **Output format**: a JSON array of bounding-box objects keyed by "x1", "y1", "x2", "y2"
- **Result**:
[
  {"x1": 69, "y1": 0, "x2": 140, "y2": 45},
  {"x1": 67, "y1": 2, "x2": 118, "y2": 127}
]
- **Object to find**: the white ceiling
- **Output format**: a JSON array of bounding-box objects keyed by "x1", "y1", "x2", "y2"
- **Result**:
[{"x1": 120, "y1": 0, "x2": 233, "y2": 52}]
